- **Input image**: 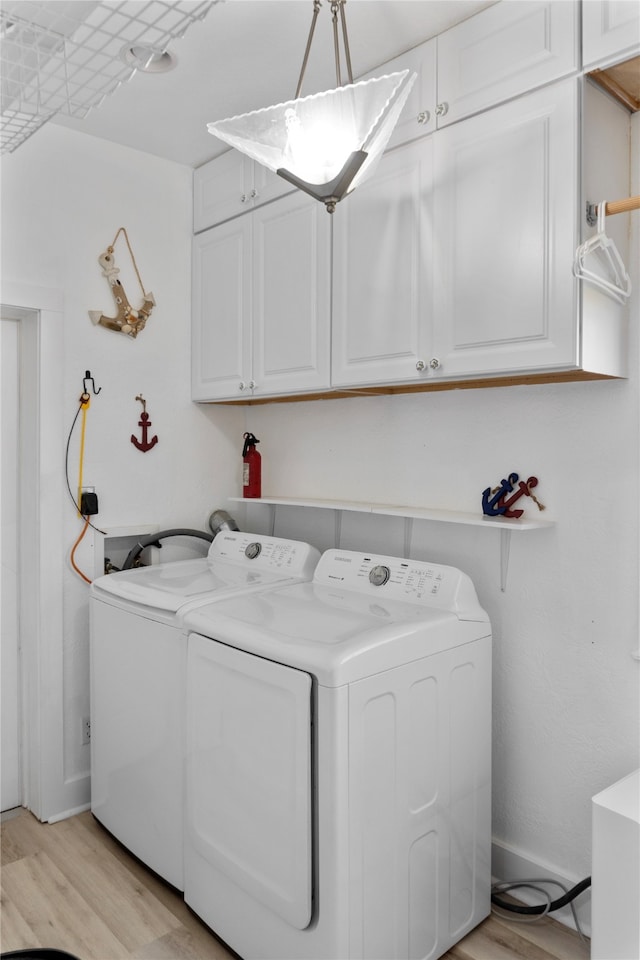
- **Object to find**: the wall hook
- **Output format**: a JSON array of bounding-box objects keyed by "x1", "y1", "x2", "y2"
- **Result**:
[{"x1": 83, "y1": 370, "x2": 101, "y2": 395}]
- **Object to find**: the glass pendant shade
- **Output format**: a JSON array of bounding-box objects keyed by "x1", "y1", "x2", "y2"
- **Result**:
[{"x1": 207, "y1": 69, "x2": 416, "y2": 211}]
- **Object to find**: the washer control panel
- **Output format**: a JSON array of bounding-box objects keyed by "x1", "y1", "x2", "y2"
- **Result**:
[
  {"x1": 313, "y1": 550, "x2": 487, "y2": 621},
  {"x1": 210, "y1": 532, "x2": 320, "y2": 577}
]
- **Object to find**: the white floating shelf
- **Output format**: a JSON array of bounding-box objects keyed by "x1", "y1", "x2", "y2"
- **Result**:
[
  {"x1": 231, "y1": 496, "x2": 553, "y2": 530},
  {"x1": 231, "y1": 496, "x2": 554, "y2": 591}
]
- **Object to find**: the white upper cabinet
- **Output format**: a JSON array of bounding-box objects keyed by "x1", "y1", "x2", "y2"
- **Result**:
[
  {"x1": 436, "y1": 0, "x2": 579, "y2": 127},
  {"x1": 359, "y1": 40, "x2": 437, "y2": 150},
  {"x1": 192, "y1": 191, "x2": 331, "y2": 402},
  {"x1": 431, "y1": 78, "x2": 579, "y2": 379},
  {"x1": 193, "y1": 149, "x2": 292, "y2": 232},
  {"x1": 582, "y1": 0, "x2": 640, "y2": 68},
  {"x1": 251, "y1": 193, "x2": 331, "y2": 398},
  {"x1": 192, "y1": 216, "x2": 251, "y2": 402},
  {"x1": 331, "y1": 136, "x2": 434, "y2": 387}
]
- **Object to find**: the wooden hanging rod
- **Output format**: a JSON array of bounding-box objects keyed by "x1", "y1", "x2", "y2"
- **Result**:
[{"x1": 586, "y1": 195, "x2": 640, "y2": 225}]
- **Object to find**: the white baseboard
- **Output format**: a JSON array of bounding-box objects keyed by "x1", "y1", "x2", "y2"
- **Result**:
[
  {"x1": 47, "y1": 802, "x2": 91, "y2": 824},
  {"x1": 491, "y1": 838, "x2": 592, "y2": 939}
]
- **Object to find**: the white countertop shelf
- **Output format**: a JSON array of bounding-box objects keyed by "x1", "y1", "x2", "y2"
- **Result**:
[{"x1": 231, "y1": 496, "x2": 554, "y2": 591}]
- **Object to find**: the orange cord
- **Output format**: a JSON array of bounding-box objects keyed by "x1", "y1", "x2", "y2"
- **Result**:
[{"x1": 70, "y1": 516, "x2": 92, "y2": 584}]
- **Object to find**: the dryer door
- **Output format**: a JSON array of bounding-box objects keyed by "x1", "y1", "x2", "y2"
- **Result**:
[{"x1": 186, "y1": 633, "x2": 313, "y2": 929}]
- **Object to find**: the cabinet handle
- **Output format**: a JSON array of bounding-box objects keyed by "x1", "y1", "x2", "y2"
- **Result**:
[
  {"x1": 240, "y1": 193, "x2": 247, "y2": 203},
  {"x1": 250, "y1": 189, "x2": 257, "y2": 200},
  {"x1": 248, "y1": 380, "x2": 256, "y2": 390},
  {"x1": 238, "y1": 381, "x2": 246, "y2": 391},
  {"x1": 416, "y1": 360, "x2": 426, "y2": 371},
  {"x1": 429, "y1": 357, "x2": 441, "y2": 370},
  {"x1": 417, "y1": 111, "x2": 431, "y2": 125},
  {"x1": 435, "y1": 102, "x2": 448, "y2": 118}
]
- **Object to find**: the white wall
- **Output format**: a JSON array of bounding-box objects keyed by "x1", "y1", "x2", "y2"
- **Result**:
[{"x1": 0, "y1": 123, "x2": 243, "y2": 814}]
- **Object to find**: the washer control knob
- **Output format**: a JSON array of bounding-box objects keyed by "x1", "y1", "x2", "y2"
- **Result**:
[
  {"x1": 245, "y1": 542, "x2": 262, "y2": 560},
  {"x1": 369, "y1": 564, "x2": 391, "y2": 586}
]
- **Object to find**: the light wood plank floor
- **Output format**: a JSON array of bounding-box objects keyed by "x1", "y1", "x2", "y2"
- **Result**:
[{"x1": 1, "y1": 809, "x2": 590, "y2": 960}]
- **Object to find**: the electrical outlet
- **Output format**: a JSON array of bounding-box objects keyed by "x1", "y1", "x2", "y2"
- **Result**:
[{"x1": 82, "y1": 716, "x2": 91, "y2": 745}]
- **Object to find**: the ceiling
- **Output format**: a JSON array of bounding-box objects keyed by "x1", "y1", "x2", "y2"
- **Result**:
[{"x1": 42, "y1": 0, "x2": 494, "y2": 168}]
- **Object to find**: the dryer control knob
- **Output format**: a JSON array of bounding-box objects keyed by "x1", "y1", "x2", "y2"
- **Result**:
[
  {"x1": 369, "y1": 564, "x2": 391, "y2": 586},
  {"x1": 245, "y1": 542, "x2": 262, "y2": 560}
]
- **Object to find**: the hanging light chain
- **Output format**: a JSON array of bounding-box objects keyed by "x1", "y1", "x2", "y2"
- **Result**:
[
  {"x1": 295, "y1": 0, "x2": 322, "y2": 98},
  {"x1": 295, "y1": 0, "x2": 354, "y2": 98}
]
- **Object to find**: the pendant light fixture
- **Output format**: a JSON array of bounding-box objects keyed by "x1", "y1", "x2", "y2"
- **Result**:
[{"x1": 206, "y1": 0, "x2": 416, "y2": 213}]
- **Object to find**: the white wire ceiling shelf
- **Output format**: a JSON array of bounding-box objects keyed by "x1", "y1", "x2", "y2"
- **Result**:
[{"x1": 230, "y1": 496, "x2": 554, "y2": 591}]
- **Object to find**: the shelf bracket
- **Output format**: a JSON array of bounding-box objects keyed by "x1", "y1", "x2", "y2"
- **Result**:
[
  {"x1": 334, "y1": 509, "x2": 342, "y2": 548},
  {"x1": 500, "y1": 529, "x2": 511, "y2": 593},
  {"x1": 404, "y1": 517, "x2": 413, "y2": 558}
]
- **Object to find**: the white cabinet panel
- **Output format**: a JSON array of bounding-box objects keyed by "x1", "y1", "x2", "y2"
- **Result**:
[
  {"x1": 432, "y1": 78, "x2": 579, "y2": 378},
  {"x1": 191, "y1": 218, "x2": 252, "y2": 401},
  {"x1": 331, "y1": 137, "x2": 434, "y2": 387},
  {"x1": 252, "y1": 192, "x2": 331, "y2": 397},
  {"x1": 582, "y1": 0, "x2": 640, "y2": 68},
  {"x1": 192, "y1": 192, "x2": 330, "y2": 401},
  {"x1": 194, "y1": 149, "x2": 292, "y2": 232},
  {"x1": 437, "y1": 0, "x2": 578, "y2": 126}
]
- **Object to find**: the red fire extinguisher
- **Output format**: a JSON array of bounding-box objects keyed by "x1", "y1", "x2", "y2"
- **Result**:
[{"x1": 242, "y1": 432, "x2": 261, "y2": 498}]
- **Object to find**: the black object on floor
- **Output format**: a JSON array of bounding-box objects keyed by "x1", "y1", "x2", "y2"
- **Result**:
[{"x1": 1, "y1": 951, "x2": 82, "y2": 960}]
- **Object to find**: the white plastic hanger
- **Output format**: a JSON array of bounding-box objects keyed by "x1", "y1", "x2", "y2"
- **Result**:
[{"x1": 573, "y1": 200, "x2": 632, "y2": 305}]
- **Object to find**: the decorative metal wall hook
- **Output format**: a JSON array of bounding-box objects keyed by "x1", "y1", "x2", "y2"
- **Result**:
[
  {"x1": 131, "y1": 394, "x2": 158, "y2": 452},
  {"x1": 83, "y1": 370, "x2": 101, "y2": 395}
]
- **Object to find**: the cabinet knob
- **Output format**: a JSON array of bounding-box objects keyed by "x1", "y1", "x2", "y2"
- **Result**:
[
  {"x1": 417, "y1": 111, "x2": 431, "y2": 125},
  {"x1": 435, "y1": 102, "x2": 448, "y2": 118},
  {"x1": 416, "y1": 360, "x2": 426, "y2": 371},
  {"x1": 248, "y1": 380, "x2": 256, "y2": 390},
  {"x1": 238, "y1": 381, "x2": 246, "y2": 391},
  {"x1": 250, "y1": 189, "x2": 257, "y2": 200},
  {"x1": 240, "y1": 193, "x2": 247, "y2": 203},
  {"x1": 429, "y1": 357, "x2": 441, "y2": 370}
]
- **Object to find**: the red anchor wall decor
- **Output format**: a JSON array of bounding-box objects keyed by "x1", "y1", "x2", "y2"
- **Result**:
[{"x1": 131, "y1": 395, "x2": 158, "y2": 452}]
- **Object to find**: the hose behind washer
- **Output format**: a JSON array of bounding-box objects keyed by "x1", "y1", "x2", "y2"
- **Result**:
[{"x1": 122, "y1": 528, "x2": 213, "y2": 570}]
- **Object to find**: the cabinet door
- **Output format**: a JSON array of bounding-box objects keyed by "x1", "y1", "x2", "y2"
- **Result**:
[
  {"x1": 194, "y1": 151, "x2": 292, "y2": 232},
  {"x1": 360, "y1": 40, "x2": 437, "y2": 150},
  {"x1": 432, "y1": 78, "x2": 579, "y2": 379},
  {"x1": 437, "y1": 1, "x2": 578, "y2": 127},
  {"x1": 332, "y1": 137, "x2": 434, "y2": 388},
  {"x1": 252, "y1": 192, "x2": 331, "y2": 397},
  {"x1": 191, "y1": 218, "x2": 252, "y2": 401},
  {"x1": 582, "y1": 0, "x2": 640, "y2": 68}
]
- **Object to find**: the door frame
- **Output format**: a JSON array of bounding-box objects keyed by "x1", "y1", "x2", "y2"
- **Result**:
[{"x1": 2, "y1": 281, "x2": 65, "y2": 821}]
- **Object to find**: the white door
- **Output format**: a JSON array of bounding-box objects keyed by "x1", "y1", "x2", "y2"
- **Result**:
[
  {"x1": 252, "y1": 191, "x2": 331, "y2": 398},
  {"x1": 191, "y1": 217, "x2": 252, "y2": 401},
  {"x1": 186, "y1": 633, "x2": 313, "y2": 929},
  {"x1": 1, "y1": 317, "x2": 21, "y2": 811},
  {"x1": 432, "y1": 78, "x2": 578, "y2": 379},
  {"x1": 332, "y1": 136, "x2": 434, "y2": 387}
]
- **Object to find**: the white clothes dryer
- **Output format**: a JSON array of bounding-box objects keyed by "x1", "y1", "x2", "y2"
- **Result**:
[
  {"x1": 183, "y1": 549, "x2": 492, "y2": 960},
  {"x1": 89, "y1": 531, "x2": 320, "y2": 890}
]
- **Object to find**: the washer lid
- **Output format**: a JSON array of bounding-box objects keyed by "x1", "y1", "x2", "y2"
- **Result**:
[
  {"x1": 185, "y1": 582, "x2": 489, "y2": 686},
  {"x1": 90, "y1": 533, "x2": 320, "y2": 613}
]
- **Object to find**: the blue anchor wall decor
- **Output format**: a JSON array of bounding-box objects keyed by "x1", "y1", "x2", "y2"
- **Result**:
[{"x1": 131, "y1": 395, "x2": 158, "y2": 452}]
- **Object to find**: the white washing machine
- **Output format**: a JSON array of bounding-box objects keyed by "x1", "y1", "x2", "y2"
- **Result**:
[
  {"x1": 89, "y1": 531, "x2": 320, "y2": 890},
  {"x1": 183, "y1": 548, "x2": 492, "y2": 960}
]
